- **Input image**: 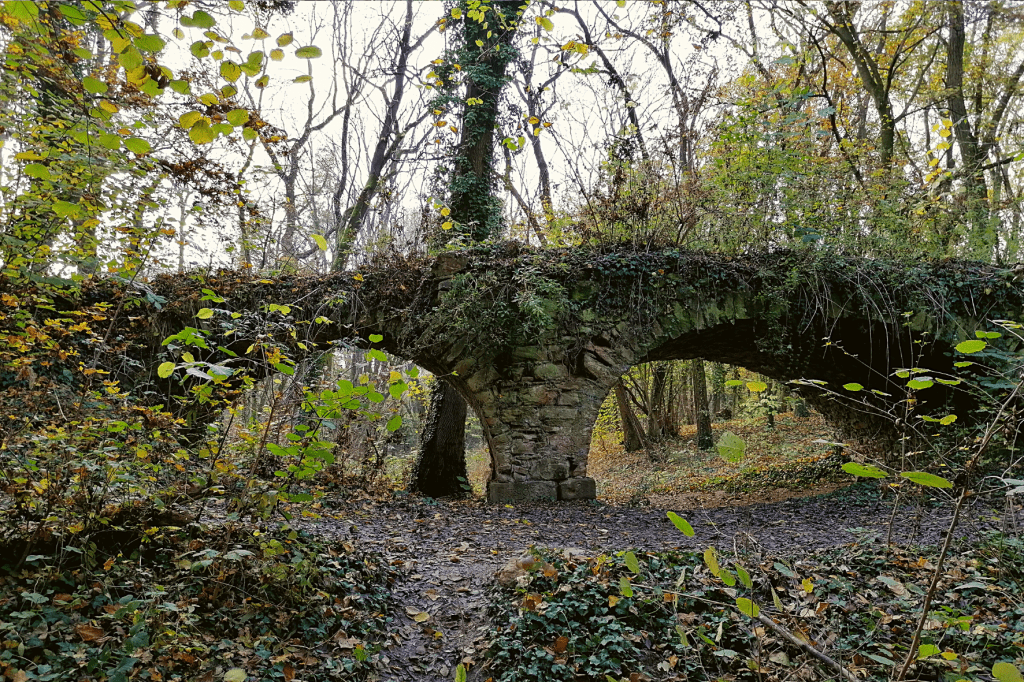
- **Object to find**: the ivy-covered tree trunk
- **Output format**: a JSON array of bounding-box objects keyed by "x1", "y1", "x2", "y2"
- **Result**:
[
  {"x1": 691, "y1": 359, "x2": 713, "y2": 451},
  {"x1": 414, "y1": 0, "x2": 521, "y2": 497},
  {"x1": 410, "y1": 379, "x2": 470, "y2": 498},
  {"x1": 439, "y1": 0, "x2": 520, "y2": 243}
]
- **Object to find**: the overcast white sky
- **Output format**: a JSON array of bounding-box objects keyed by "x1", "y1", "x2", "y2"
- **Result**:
[{"x1": 150, "y1": 0, "x2": 734, "y2": 270}]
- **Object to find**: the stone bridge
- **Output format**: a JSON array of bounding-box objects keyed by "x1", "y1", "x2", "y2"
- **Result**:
[{"x1": 104, "y1": 245, "x2": 1023, "y2": 503}]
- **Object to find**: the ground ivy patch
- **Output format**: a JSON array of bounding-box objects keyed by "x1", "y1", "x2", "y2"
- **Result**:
[
  {"x1": 0, "y1": 526, "x2": 394, "y2": 682},
  {"x1": 480, "y1": 532, "x2": 1024, "y2": 682}
]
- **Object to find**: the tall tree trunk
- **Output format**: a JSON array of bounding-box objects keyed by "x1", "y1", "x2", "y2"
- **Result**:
[
  {"x1": 416, "y1": 1, "x2": 521, "y2": 494},
  {"x1": 710, "y1": 362, "x2": 726, "y2": 417},
  {"x1": 615, "y1": 380, "x2": 648, "y2": 452},
  {"x1": 409, "y1": 379, "x2": 469, "y2": 498},
  {"x1": 691, "y1": 359, "x2": 713, "y2": 451},
  {"x1": 680, "y1": 365, "x2": 694, "y2": 424},
  {"x1": 730, "y1": 366, "x2": 742, "y2": 414},
  {"x1": 823, "y1": 1, "x2": 898, "y2": 168},
  {"x1": 648, "y1": 362, "x2": 670, "y2": 442},
  {"x1": 442, "y1": 0, "x2": 520, "y2": 243},
  {"x1": 946, "y1": 0, "x2": 993, "y2": 259},
  {"x1": 333, "y1": 0, "x2": 417, "y2": 270}
]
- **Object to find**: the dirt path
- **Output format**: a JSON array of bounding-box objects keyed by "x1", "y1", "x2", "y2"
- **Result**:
[{"x1": 297, "y1": 484, "x2": 1019, "y2": 682}]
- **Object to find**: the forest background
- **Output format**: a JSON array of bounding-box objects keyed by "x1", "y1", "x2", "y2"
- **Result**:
[{"x1": 1, "y1": 1, "x2": 1023, "y2": 681}]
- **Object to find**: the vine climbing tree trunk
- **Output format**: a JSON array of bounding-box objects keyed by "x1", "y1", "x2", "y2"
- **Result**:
[
  {"x1": 409, "y1": 379, "x2": 470, "y2": 498},
  {"x1": 413, "y1": 0, "x2": 522, "y2": 498},
  {"x1": 691, "y1": 359, "x2": 713, "y2": 451}
]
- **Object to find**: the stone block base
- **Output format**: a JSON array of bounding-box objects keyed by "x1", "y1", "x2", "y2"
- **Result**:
[
  {"x1": 486, "y1": 478, "x2": 597, "y2": 503},
  {"x1": 487, "y1": 480, "x2": 558, "y2": 503},
  {"x1": 558, "y1": 477, "x2": 596, "y2": 501}
]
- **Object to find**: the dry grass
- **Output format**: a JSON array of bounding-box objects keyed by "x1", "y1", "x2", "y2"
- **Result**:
[{"x1": 588, "y1": 412, "x2": 847, "y2": 506}]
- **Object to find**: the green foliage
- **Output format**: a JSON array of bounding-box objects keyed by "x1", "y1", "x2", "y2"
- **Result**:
[
  {"x1": 482, "y1": 525, "x2": 1024, "y2": 682},
  {"x1": 0, "y1": 527, "x2": 393, "y2": 682},
  {"x1": 0, "y1": 287, "x2": 187, "y2": 553},
  {"x1": 485, "y1": 547, "x2": 746, "y2": 681},
  {"x1": 714, "y1": 431, "x2": 746, "y2": 463}
]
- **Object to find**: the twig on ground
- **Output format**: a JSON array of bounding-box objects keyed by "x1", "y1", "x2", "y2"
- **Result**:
[
  {"x1": 756, "y1": 613, "x2": 858, "y2": 682},
  {"x1": 894, "y1": 488, "x2": 967, "y2": 681}
]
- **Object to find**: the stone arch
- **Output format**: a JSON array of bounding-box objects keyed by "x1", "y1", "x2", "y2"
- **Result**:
[
  {"x1": 99, "y1": 248, "x2": 1020, "y2": 504},
  {"x1": 457, "y1": 310, "x2": 965, "y2": 503}
]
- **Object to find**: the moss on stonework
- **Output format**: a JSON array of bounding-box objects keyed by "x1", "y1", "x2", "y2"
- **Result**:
[
  {"x1": 58, "y1": 243, "x2": 1023, "y2": 437},
  {"x1": 414, "y1": 243, "x2": 1024, "y2": 364}
]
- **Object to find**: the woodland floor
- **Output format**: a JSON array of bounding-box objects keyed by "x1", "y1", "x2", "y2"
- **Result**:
[
  {"x1": 287, "y1": 414, "x2": 1023, "y2": 682},
  {"x1": 4, "y1": 414, "x2": 1021, "y2": 682},
  {"x1": 299, "y1": 485, "x2": 1018, "y2": 682}
]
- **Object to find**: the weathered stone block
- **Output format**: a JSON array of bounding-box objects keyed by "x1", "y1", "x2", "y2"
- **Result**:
[
  {"x1": 582, "y1": 351, "x2": 609, "y2": 380},
  {"x1": 530, "y1": 458, "x2": 569, "y2": 481},
  {"x1": 512, "y1": 346, "x2": 543, "y2": 360},
  {"x1": 453, "y1": 357, "x2": 476, "y2": 375},
  {"x1": 558, "y1": 477, "x2": 597, "y2": 500},
  {"x1": 513, "y1": 439, "x2": 535, "y2": 454},
  {"x1": 431, "y1": 252, "x2": 469, "y2": 278},
  {"x1": 533, "y1": 362, "x2": 566, "y2": 381},
  {"x1": 522, "y1": 384, "x2": 555, "y2": 405},
  {"x1": 444, "y1": 339, "x2": 468, "y2": 363},
  {"x1": 487, "y1": 480, "x2": 558, "y2": 503},
  {"x1": 540, "y1": 406, "x2": 578, "y2": 422},
  {"x1": 466, "y1": 367, "x2": 497, "y2": 393},
  {"x1": 557, "y1": 391, "x2": 579, "y2": 406}
]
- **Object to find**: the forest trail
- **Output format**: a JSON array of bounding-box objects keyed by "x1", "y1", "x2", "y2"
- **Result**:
[{"x1": 296, "y1": 485, "x2": 1018, "y2": 682}]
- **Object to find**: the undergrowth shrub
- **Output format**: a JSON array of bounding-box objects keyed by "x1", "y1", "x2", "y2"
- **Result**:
[{"x1": 0, "y1": 526, "x2": 393, "y2": 682}]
